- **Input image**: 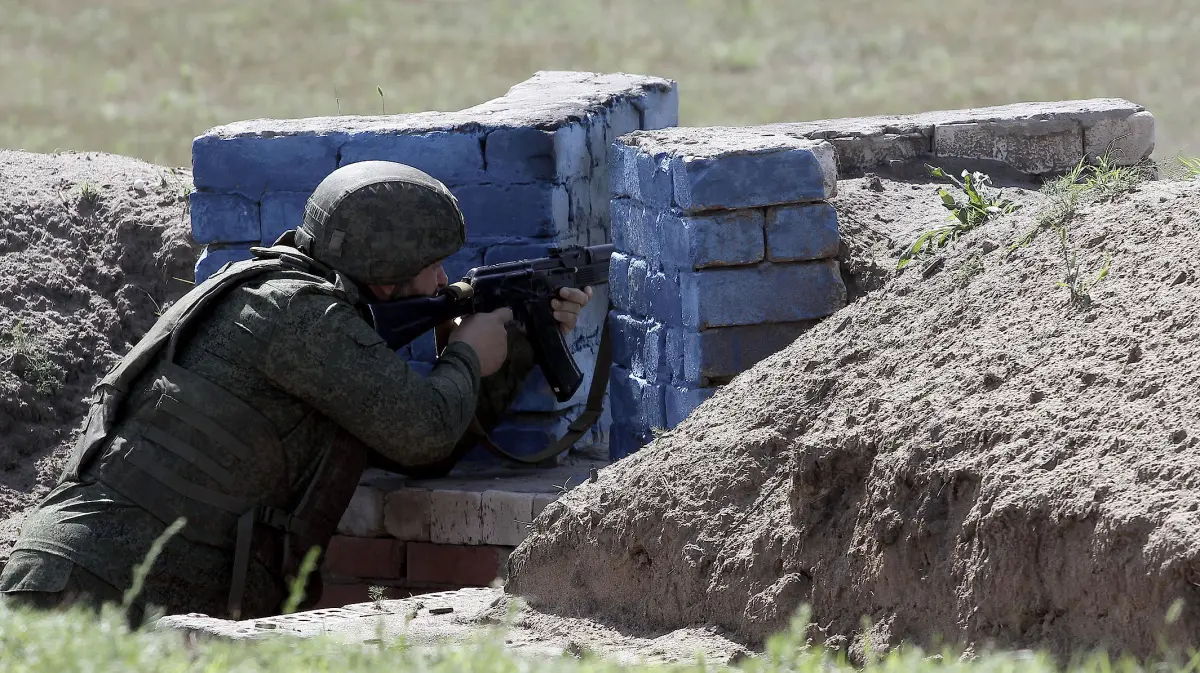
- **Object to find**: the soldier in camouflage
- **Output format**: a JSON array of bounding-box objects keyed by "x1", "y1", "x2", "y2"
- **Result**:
[{"x1": 0, "y1": 161, "x2": 593, "y2": 622}]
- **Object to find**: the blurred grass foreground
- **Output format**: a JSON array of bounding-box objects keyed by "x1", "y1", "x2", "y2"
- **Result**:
[
  {"x1": 2, "y1": 600, "x2": 1199, "y2": 673},
  {"x1": 1, "y1": 0, "x2": 1198, "y2": 167}
]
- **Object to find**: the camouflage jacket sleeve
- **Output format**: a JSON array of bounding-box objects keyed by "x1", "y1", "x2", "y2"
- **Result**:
[{"x1": 257, "y1": 289, "x2": 482, "y2": 467}]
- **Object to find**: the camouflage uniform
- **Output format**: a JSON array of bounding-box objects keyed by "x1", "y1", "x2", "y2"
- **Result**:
[{"x1": 0, "y1": 162, "x2": 534, "y2": 620}]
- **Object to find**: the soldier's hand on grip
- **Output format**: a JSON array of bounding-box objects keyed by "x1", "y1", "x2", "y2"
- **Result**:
[{"x1": 447, "y1": 308, "x2": 513, "y2": 377}]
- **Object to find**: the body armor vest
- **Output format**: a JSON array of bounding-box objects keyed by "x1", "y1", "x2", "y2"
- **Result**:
[{"x1": 61, "y1": 244, "x2": 369, "y2": 618}]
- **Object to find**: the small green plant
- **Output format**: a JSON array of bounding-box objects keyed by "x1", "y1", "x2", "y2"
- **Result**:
[
  {"x1": 1178, "y1": 154, "x2": 1200, "y2": 179},
  {"x1": 281, "y1": 546, "x2": 322, "y2": 615},
  {"x1": 1055, "y1": 225, "x2": 1111, "y2": 309},
  {"x1": 1008, "y1": 151, "x2": 1149, "y2": 255},
  {"x1": 377, "y1": 86, "x2": 386, "y2": 114},
  {"x1": 897, "y1": 165, "x2": 1021, "y2": 269},
  {"x1": 956, "y1": 252, "x2": 985, "y2": 288},
  {"x1": 121, "y1": 516, "x2": 187, "y2": 620},
  {"x1": 1, "y1": 320, "x2": 64, "y2": 396},
  {"x1": 77, "y1": 180, "x2": 101, "y2": 206},
  {"x1": 367, "y1": 585, "x2": 387, "y2": 609}
]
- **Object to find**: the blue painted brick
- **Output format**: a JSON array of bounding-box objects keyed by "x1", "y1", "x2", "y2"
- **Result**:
[
  {"x1": 483, "y1": 241, "x2": 555, "y2": 266},
  {"x1": 608, "y1": 423, "x2": 647, "y2": 461},
  {"x1": 608, "y1": 142, "x2": 673, "y2": 208},
  {"x1": 646, "y1": 268, "x2": 682, "y2": 327},
  {"x1": 192, "y1": 132, "x2": 341, "y2": 199},
  {"x1": 510, "y1": 338, "x2": 601, "y2": 412},
  {"x1": 626, "y1": 256, "x2": 650, "y2": 318},
  {"x1": 408, "y1": 331, "x2": 438, "y2": 362},
  {"x1": 668, "y1": 321, "x2": 818, "y2": 385},
  {"x1": 443, "y1": 244, "x2": 484, "y2": 283},
  {"x1": 609, "y1": 365, "x2": 665, "y2": 433},
  {"x1": 452, "y1": 183, "x2": 569, "y2": 239},
  {"x1": 459, "y1": 413, "x2": 577, "y2": 465},
  {"x1": 608, "y1": 311, "x2": 667, "y2": 382},
  {"x1": 260, "y1": 191, "x2": 311, "y2": 245},
  {"x1": 610, "y1": 199, "x2": 661, "y2": 266},
  {"x1": 666, "y1": 385, "x2": 718, "y2": 428},
  {"x1": 194, "y1": 245, "x2": 254, "y2": 284},
  {"x1": 641, "y1": 320, "x2": 669, "y2": 383},
  {"x1": 608, "y1": 310, "x2": 645, "y2": 369},
  {"x1": 406, "y1": 360, "x2": 435, "y2": 377},
  {"x1": 608, "y1": 253, "x2": 630, "y2": 314},
  {"x1": 190, "y1": 192, "x2": 260, "y2": 245},
  {"x1": 670, "y1": 144, "x2": 835, "y2": 212},
  {"x1": 679, "y1": 259, "x2": 846, "y2": 329},
  {"x1": 660, "y1": 210, "x2": 765, "y2": 270},
  {"x1": 485, "y1": 123, "x2": 589, "y2": 182},
  {"x1": 640, "y1": 86, "x2": 680, "y2": 130},
  {"x1": 765, "y1": 202, "x2": 840, "y2": 262},
  {"x1": 338, "y1": 130, "x2": 487, "y2": 186}
]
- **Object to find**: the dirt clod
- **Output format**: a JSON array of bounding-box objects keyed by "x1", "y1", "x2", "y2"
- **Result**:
[{"x1": 0, "y1": 150, "x2": 197, "y2": 559}]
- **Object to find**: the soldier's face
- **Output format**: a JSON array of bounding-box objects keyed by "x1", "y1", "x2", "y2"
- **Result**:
[{"x1": 369, "y1": 260, "x2": 448, "y2": 301}]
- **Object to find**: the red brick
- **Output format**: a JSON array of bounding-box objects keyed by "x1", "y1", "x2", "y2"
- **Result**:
[
  {"x1": 406, "y1": 542, "x2": 511, "y2": 586},
  {"x1": 322, "y1": 536, "x2": 405, "y2": 580},
  {"x1": 311, "y1": 583, "x2": 414, "y2": 610}
]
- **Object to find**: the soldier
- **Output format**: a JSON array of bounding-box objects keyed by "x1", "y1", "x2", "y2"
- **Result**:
[{"x1": 0, "y1": 161, "x2": 593, "y2": 622}]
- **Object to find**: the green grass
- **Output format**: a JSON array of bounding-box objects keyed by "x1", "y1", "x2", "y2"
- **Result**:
[
  {"x1": 1, "y1": 602, "x2": 1198, "y2": 673},
  {"x1": 2, "y1": 0, "x2": 1200, "y2": 166}
]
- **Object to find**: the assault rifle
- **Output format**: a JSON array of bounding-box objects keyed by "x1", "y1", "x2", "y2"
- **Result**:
[{"x1": 368, "y1": 243, "x2": 613, "y2": 404}]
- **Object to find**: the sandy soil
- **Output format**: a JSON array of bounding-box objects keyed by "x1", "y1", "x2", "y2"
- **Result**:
[
  {"x1": 509, "y1": 172, "x2": 1200, "y2": 660},
  {"x1": 0, "y1": 150, "x2": 197, "y2": 560}
]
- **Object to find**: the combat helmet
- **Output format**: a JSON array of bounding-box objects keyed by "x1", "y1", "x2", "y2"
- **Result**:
[{"x1": 294, "y1": 161, "x2": 466, "y2": 285}]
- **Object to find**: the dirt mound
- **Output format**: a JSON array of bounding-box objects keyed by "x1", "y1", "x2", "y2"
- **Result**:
[
  {"x1": 508, "y1": 173, "x2": 1200, "y2": 659},
  {"x1": 0, "y1": 150, "x2": 197, "y2": 557}
]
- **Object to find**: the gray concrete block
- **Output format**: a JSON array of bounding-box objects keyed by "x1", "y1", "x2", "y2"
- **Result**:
[
  {"x1": 383, "y1": 487, "x2": 432, "y2": 542},
  {"x1": 429, "y1": 489, "x2": 484, "y2": 545},
  {"x1": 336, "y1": 485, "x2": 386, "y2": 538},
  {"x1": 828, "y1": 132, "x2": 931, "y2": 175},
  {"x1": 933, "y1": 118, "x2": 1084, "y2": 175},
  {"x1": 667, "y1": 320, "x2": 820, "y2": 386},
  {"x1": 1083, "y1": 110, "x2": 1155, "y2": 164},
  {"x1": 480, "y1": 490, "x2": 535, "y2": 546},
  {"x1": 531, "y1": 493, "x2": 559, "y2": 519}
]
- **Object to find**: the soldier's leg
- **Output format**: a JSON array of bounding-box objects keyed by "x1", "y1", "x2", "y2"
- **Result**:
[{"x1": 0, "y1": 550, "x2": 136, "y2": 622}]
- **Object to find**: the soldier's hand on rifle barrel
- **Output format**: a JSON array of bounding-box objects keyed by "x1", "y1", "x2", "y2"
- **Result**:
[
  {"x1": 447, "y1": 308, "x2": 513, "y2": 377},
  {"x1": 552, "y1": 286, "x2": 592, "y2": 335}
]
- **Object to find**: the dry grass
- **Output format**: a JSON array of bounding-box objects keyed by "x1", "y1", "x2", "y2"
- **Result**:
[{"x1": 1, "y1": 0, "x2": 1198, "y2": 167}]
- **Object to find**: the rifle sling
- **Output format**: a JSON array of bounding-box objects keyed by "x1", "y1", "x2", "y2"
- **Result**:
[{"x1": 437, "y1": 318, "x2": 612, "y2": 466}]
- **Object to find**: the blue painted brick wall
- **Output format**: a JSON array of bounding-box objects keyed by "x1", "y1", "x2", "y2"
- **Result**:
[
  {"x1": 671, "y1": 147, "x2": 833, "y2": 212},
  {"x1": 192, "y1": 132, "x2": 342, "y2": 199},
  {"x1": 338, "y1": 130, "x2": 487, "y2": 186},
  {"x1": 484, "y1": 124, "x2": 589, "y2": 182},
  {"x1": 667, "y1": 321, "x2": 817, "y2": 386},
  {"x1": 609, "y1": 364, "x2": 665, "y2": 435},
  {"x1": 191, "y1": 72, "x2": 683, "y2": 465},
  {"x1": 665, "y1": 384, "x2": 717, "y2": 427},
  {"x1": 765, "y1": 202, "x2": 840, "y2": 262},
  {"x1": 679, "y1": 259, "x2": 846, "y2": 330},
  {"x1": 260, "y1": 191, "x2": 311, "y2": 245},
  {"x1": 194, "y1": 245, "x2": 255, "y2": 281},
  {"x1": 660, "y1": 210, "x2": 765, "y2": 270},
  {"x1": 190, "y1": 192, "x2": 260, "y2": 244},
  {"x1": 453, "y1": 183, "x2": 570, "y2": 239}
]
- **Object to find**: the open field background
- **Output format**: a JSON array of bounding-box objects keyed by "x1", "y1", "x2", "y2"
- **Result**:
[{"x1": 1, "y1": 0, "x2": 1197, "y2": 167}]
